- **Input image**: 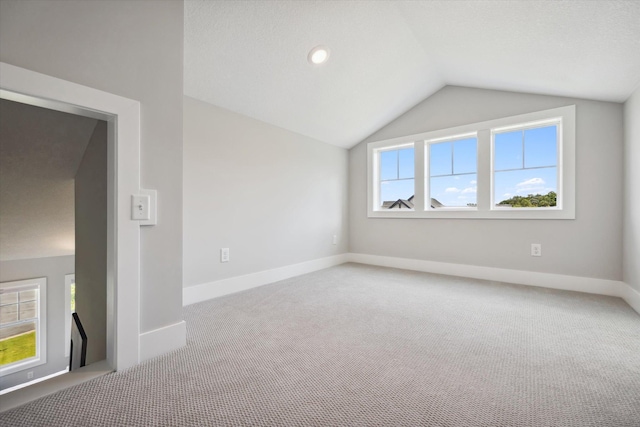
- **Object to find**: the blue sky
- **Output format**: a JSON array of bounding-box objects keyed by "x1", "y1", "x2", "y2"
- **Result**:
[{"x1": 379, "y1": 125, "x2": 557, "y2": 207}]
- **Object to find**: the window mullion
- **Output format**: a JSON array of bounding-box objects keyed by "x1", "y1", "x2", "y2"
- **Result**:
[
  {"x1": 521, "y1": 130, "x2": 525, "y2": 169},
  {"x1": 414, "y1": 141, "x2": 425, "y2": 211},
  {"x1": 476, "y1": 129, "x2": 491, "y2": 211}
]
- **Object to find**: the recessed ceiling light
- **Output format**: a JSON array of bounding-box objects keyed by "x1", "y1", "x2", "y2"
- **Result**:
[{"x1": 308, "y1": 45, "x2": 330, "y2": 65}]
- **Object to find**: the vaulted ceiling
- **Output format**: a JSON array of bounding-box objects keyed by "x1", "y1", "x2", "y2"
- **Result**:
[{"x1": 185, "y1": 0, "x2": 640, "y2": 149}]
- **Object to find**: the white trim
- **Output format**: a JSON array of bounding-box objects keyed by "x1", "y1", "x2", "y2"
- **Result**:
[
  {"x1": 621, "y1": 284, "x2": 640, "y2": 315},
  {"x1": 347, "y1": 253, "x2": 623, "y2": 297},
  {"x1": 180, "y1": 253, "x2": 640, "y2": 317},
  {"x1": 367, "y1": 105, "x2": 576, "y2": 219},
  {"x1": 347, "y1": 253, "x2": 640, "y2": 316},
  {"x1": 0, "y1": 360, "x2": 111, "y2": 413},
  {"x1": 64, "y1": 274, "x2": 75, "y2": 358},
  {"x1": 139, "y1": 321, "x2": 186, "y2": 362},
  {"x1": 0, "y1": 62, "x2": 141, "y2": 372},
  {"x1": 183, "y1": 254, "x2": 350, "y2": 306},
  {"x1": 0, "y1": 368, "x2": 67, "y2": 396}
]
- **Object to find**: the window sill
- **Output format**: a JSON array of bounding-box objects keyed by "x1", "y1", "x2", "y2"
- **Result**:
[
  {"x1": 368, "y1": 208, "x2": 574, "y2": 220},
  {"x1": 0, "y1": 356, "x2": 46, "y2": 377}
]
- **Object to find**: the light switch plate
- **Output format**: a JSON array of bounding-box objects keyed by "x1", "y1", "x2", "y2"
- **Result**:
[
  {"x1": 131, "y1": 189, "x2": 157, "y2": 225},
  {"x1": 131, "y1": 195, "x2": 150, "y2": 220}
]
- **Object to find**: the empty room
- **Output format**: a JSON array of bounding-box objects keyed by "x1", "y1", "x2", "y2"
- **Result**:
[{"x1": 0, "y1": 0, "x2": 639, "y2": 426}]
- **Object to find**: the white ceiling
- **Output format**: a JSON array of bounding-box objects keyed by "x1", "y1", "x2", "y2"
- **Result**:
[
  {"x1": 0, "y1": 99, "x2": 98, "y2": 261},
  {"x1": 185, "y1": 0, "x2": 640, "y2": 149}
]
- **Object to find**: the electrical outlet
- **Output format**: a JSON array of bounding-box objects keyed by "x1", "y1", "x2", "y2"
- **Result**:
[
  {"x1": 220, "y1": 248, "x2": 229, "y2": 263},
  {"x1": 531, "y1": 243, "x2": 542, "y2": 257},
  {"x1": 27, "y1": 371, "x2": 34, "y2": 379},
  {"x1": 332, "y1": 234, "x2": 337, "y2": 245}
]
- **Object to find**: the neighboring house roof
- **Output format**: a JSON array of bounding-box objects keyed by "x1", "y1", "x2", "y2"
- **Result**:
[
  {"x1": 383, "y1": 195, "x2": 444, "y2": 210},
  {"x1": 388, "y1": 199, "x2": 413, "y2": 209}
]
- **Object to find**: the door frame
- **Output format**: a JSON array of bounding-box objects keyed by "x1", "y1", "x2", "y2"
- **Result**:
[{"x1": 0, "y1": 62, "x2": 141, "y2": 371}]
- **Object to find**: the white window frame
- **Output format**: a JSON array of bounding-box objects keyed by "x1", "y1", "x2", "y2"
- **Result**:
[
  {"x1": 0, "y1": 277, "x2": 47, "y2": 376},
  {"x1": 64, "y1": 274, "x2": 75, "y2": 358},
  {"x1": 367, "y1": 105, "x2": 575, "y2": 219},
  {"x1": 370, "y1": 141, "x2": 416, "y2": 212},
  {"x1": 491, "y1": 118, "x2": 562, "y2": 212}
]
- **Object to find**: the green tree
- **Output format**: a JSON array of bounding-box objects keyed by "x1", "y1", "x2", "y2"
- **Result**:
[{"x1": 498, "y1": 191, "x2": 557, "y2": 208}]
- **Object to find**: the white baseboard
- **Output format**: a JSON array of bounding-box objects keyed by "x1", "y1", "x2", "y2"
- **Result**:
[
  {"x1": 348, "y1": 253, "x2": 625, "y2": 296},
  {"x1": 347, "y1": 253, "x2": 640, "y2": 317},
  {"x1": 139, "y1": 321, "x2": 186, "y2": 362},
  {"x1": 181, "y1": 251, "x2": 640, "y2": 317},
  {"x1": 183, "y1": 254, "x2": 350, "y2": 306},
  {"x1": 621, "y1": 283, "x2": 640, "y2": 315}
]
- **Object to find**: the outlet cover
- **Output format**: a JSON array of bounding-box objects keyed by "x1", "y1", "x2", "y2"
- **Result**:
[{"x1": 531, "y1": 243, "x2": 542, "y2": 257}]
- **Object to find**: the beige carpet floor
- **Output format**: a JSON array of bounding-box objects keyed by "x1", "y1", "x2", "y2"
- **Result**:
[{"x1": 2, "y1": 263, "x2": 639, "y2": 426}]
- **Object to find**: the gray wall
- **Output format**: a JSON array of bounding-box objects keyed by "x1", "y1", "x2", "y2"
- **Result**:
[
  {"x1": 350, "y1": 86, "x2": 624, "y2": 281},
  {"x1": 0, "y1": 99, "x2": 97, "y2": 262},
  {"x1": 183, "y1": 97, "x2": 349, "y2": 287},
  {"x1": 0, "y1": 0, "x2": 184, "y2": 332},
  {"x1": 75, "y1": 121, "x2": 107, "y2": 365},
  {"x1": 624, "y1": 87, "x2": 640, "y2": 292},
  {"x1": 0, "y1": 255, "x2": 74, "y2": 390}
]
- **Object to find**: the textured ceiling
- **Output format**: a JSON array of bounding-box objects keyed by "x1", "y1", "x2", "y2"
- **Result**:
[
  {"x1": 0, "y1": 99, "x2": 99, "y2": 261},
  {"x1": 185, "y1": 0, "x2": 640, "y2": 149}
]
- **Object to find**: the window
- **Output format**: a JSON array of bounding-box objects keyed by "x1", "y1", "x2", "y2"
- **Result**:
[
  {"x1": 367, "y1": 105, "x2": 575, "y2": 219},
  {"x1": 371, "y1": 143, "x2": 415, "y2": 210},
  {"x1": 0, "y1": 278, "x2": 47, "y2": 376},
  {"x1": 428, "y1": 136, "x2": 477, "y2": 209},
  {"x1": 493, "y1": 122, "x2": 558, "y2": 209}
]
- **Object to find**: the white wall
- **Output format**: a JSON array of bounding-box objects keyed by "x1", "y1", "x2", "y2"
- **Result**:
[
  {"x1": 183, "y1": 97, "x2": 349, "y2": 288},
  {"x1": 0, "y1": 0, "x2": 184, "y2": 333},
  {"x1": 0, "y1": 255, "x2": 74, "y2": 390},
  {"x1": 624, "y1": 87, "x2": 640, "y2": 292},
  {"x1": 350, "y1": 86, "x2": 624, "y2": 281},
  {"x1": 75, "y1": 121, "x2": 107, "y2": 365}
]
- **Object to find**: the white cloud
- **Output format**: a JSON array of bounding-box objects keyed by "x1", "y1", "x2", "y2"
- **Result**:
[
  {"x1": 461, "y1": 186, "x2": 477, "y2": 194},
  {"x1": 516, "y1": 177, "x2": 544, "y2": 187},
  {"x1": 514, "y1": 178, "x2": 546, "y2": 194},
  {"x1": 445, "y1": 187, "x2": 460, "y2": 193},
  {"x1": 503, "y1": 193, "x2": 512, "y2": 198},
  {"x1": 470, "y1": 180, "x2": 477, "y2": 185}
]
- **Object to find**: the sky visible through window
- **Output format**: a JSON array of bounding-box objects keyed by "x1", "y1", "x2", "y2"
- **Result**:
[{"x1": 379, "y1": 124, "x2": 558, "y2": 208}]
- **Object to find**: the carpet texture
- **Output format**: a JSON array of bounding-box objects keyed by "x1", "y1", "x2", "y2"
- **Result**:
[{"x1": 2, "y1": 263, "x2": 639, "y2": 426}]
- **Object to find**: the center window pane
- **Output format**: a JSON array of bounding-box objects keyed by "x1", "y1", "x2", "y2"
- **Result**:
[
  {"x1": 429, "y1": 142, "x2": 451, "y2": 176},
  {"x1": 453, "y1": 138, "x2": 477, "y2": 174},
  {"x1": 428, "y1": 137, "x2": 477, "y2": 209},
  {"x1": 430, "y1": 174, "x2": 478, "y2": 208}
]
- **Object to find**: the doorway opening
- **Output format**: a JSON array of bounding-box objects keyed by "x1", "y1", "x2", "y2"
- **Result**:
[{"x1": 0, "y1": 62, "x2": 142, "y2": 402}]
